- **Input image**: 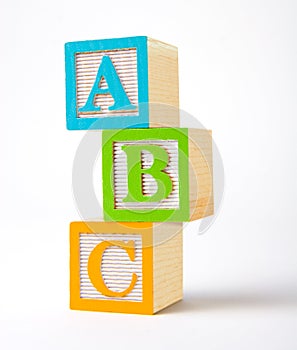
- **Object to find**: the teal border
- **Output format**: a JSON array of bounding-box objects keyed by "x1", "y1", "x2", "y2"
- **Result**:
[
  {"x1": 102, "y1": 128, "x2": 190, "y2": 222},
  {"x1": 65, "y1": 36, "x2": 149, "y2": 130}
]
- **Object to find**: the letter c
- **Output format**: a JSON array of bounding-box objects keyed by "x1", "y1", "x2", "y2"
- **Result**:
[{"x1": 88, "y1": 240, "x2": 138, "y2": 297}]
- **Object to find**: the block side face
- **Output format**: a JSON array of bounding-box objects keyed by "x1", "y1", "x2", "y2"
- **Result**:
[
  {"x1": 65, "y1": 37, "x2": 149, "y2": 130},
  {"x1": 69, "y1": 221, "x2": 154, "y2": 315},
  {"x1": 102, "y1": 128, "x2": 190, "y2": 222},
  {"x1": 153, "y1": 223, "x2": 183, "y2": 313},
  {"x1": 188, "y1": 129, "x2": 214, "y2": 221},
  {"x1": 147, "y1": 37, "x2": 180, "y2": 128}
]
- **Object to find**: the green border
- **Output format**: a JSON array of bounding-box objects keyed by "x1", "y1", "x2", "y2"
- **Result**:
[{"x1": 102, "y1": 128, "x2": 189, "y2": 222}]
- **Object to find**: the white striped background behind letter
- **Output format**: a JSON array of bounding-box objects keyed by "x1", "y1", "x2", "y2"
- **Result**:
[
  {"x1": 79, "y1": 233, "x2": 143, "y2": 302},
  {"x1": 75, "y1": 48, "x2": 139, "y2": 118},
  {"x1": 113, "y1": 140, "x2": 180, "y2": 209}
]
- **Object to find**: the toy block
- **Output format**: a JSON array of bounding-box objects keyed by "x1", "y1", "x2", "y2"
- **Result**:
[
  {"x1": 65, "y1": 36, "x2": 179, "y2": 130},
  {"x1": 70, "y1": 221, "x2": 183, "y2": 315},
  {"x1": 102, "y1": 128, "x2": 213, "y2": 222}
]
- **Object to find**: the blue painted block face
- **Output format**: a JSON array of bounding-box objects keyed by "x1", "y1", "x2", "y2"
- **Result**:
[{"x1": 65, "y1": 37, "x2": 149, "y2": 130}]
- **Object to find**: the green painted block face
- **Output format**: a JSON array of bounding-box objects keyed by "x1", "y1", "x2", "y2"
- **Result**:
[{"x1": 102, "y1": 128, "x2": 190, "y2": 222}]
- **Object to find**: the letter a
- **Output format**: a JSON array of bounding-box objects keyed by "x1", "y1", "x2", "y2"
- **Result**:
[
  {"x1": 121, "y1": 145, "x2": 173, "y2": 203},
  {"x1": 79, "y1": 55, "x2": 136, "y2": 113}
]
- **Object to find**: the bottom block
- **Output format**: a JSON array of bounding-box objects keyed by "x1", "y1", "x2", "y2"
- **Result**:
[{"x1": 70, "y1": 221, "x2": 183, "y2": 315}]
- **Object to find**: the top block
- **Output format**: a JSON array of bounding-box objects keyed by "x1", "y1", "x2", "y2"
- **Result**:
[{"x1": 65, "y1": 36, "x2": 179, "y2": 130}]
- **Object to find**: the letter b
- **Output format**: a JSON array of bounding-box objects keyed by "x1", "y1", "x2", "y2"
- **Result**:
[{"x1": 121, "y1": 144, "x2": 173, "y2": 203}]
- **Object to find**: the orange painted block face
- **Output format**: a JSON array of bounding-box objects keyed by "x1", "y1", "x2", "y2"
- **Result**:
[{"x1": 70, "y1": 222, "x2": 183, "y2": 315}]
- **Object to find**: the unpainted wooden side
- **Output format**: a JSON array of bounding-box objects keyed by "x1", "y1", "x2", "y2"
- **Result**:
[
  {"x1": 153, "y1": 222, "x2": 183, "y2": 313},
  {"x1": 188, "y1": 129, "x2": 214, "y2": 221},
  {"x1": 147, "y1": 38, "x2": 180, "y2": 127}
]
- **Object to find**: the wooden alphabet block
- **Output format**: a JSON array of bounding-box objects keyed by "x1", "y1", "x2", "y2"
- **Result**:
[
  {"x1": 102, "y1": 128, "x2": 213, "y2": 222},
  {"x1": 70, "y1": 221, "x2": 183, "y2": 314},
  {"x1": 65, "y1": 36, "x2": 179, "y2": 130}
]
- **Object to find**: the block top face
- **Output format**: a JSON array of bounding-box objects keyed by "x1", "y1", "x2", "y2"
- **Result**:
[
  {"x1": 65, "y1": 36, "x2": 149, "y2": 130},
  {"x1": 102, "y1": 128, "x2": 190, "y2": 222}
]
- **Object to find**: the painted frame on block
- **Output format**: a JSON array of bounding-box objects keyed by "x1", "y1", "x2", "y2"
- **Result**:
[
  {"x1": 70, "y1": 222, "x2": 154, "y2": 314},
  {"x1": 102, "y1": 128, "x2": 190, "y2": 222},
  {"x1": 65, "y1": 36, "x2": 149, "y2": 130}
]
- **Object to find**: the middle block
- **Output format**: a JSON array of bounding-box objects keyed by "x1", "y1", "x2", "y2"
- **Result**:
[{"x1": 102, "y1": 128, "x2": 213, "y2": 222}]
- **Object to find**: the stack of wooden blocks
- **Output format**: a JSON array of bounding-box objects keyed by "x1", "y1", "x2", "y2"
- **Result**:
[{"x1": 65, "y1": 36, "x2": 213, "y2": 314}]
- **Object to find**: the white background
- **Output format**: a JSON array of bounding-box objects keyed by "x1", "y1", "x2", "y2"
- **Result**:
[{"x1": 0, "y1": 0, "x2": 296, "y2": 349}]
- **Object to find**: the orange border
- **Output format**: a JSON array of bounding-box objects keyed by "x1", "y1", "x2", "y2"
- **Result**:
[{"x1": 70, "y1": 222, "x2": 154, "y2": 315}]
